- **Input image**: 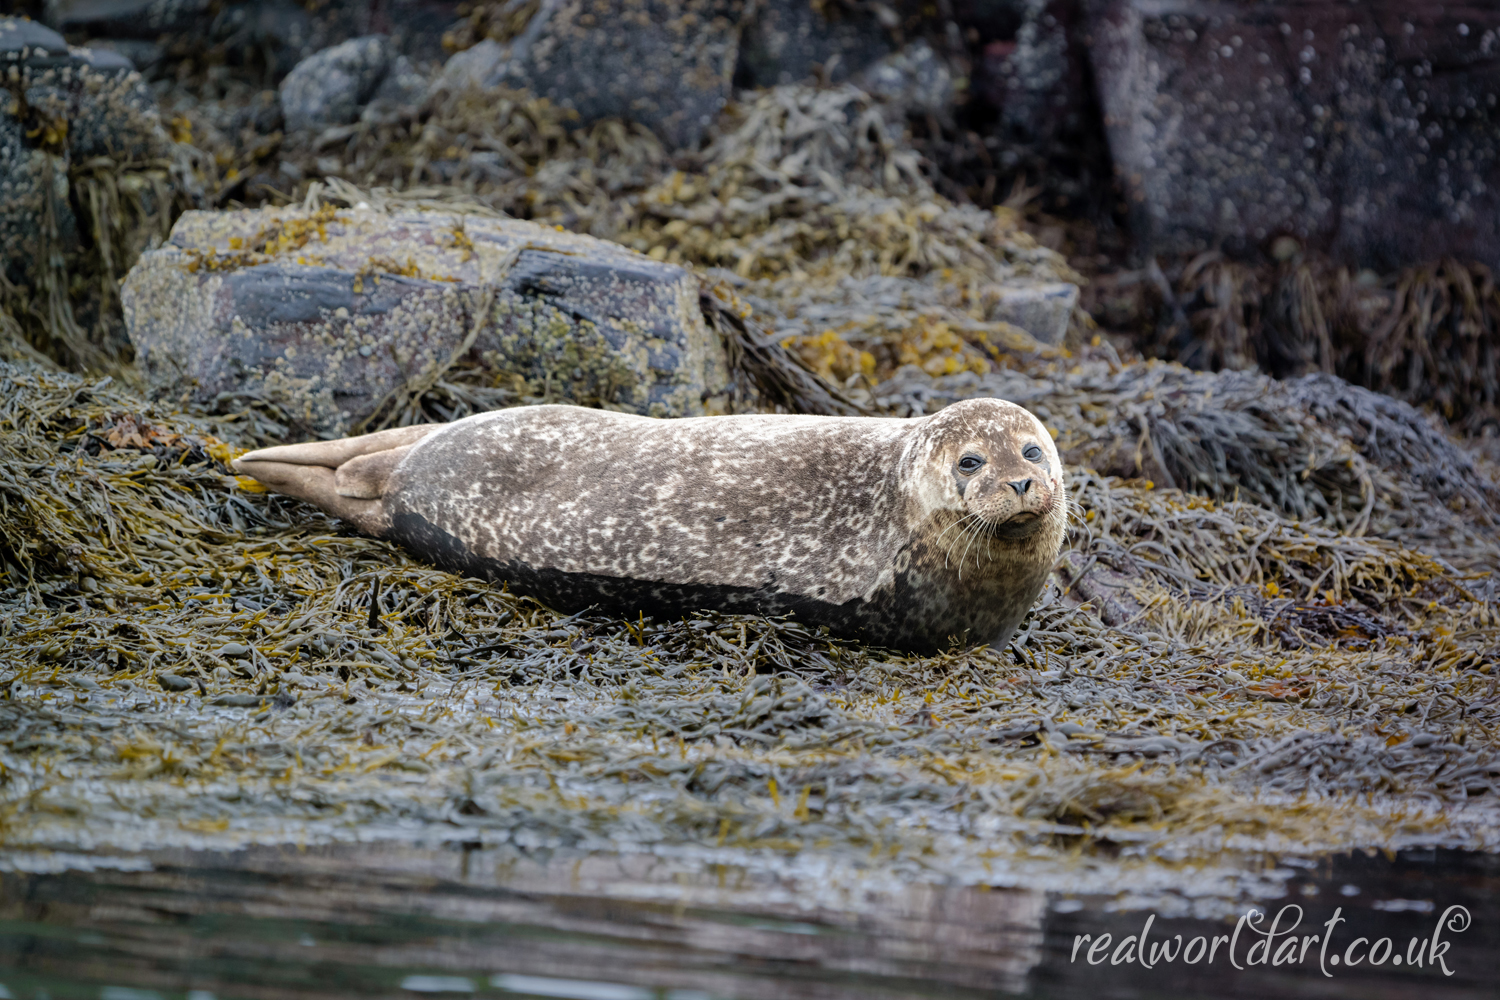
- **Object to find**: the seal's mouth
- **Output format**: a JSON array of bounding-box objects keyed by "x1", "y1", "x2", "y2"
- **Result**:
[{"x1": 987, "y1": 510, "x2": 1044, "y2": 539}]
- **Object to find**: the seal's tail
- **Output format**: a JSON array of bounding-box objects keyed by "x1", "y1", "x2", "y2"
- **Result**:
[{"x1": 232, "y1": 424, "x2": 441, "y2": 534}]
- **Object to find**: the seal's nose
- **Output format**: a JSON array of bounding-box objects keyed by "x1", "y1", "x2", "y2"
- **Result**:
[{"x1": 1008, "y1": 478, "x2": 1033, "y2": 496}]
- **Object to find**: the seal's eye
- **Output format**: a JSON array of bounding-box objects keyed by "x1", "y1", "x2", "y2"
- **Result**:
[
  {"x1": 957, "y1": 454, "x2": 985, "y2": 475},
  {"x1": 1022, "y1": 444, "x2": 1044, "y2": 463}
]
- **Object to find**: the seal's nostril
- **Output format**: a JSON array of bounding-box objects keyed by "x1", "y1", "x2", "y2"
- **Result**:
[{"x1": 1008, "y1": 479, "x2": 1033, "y2": 495}]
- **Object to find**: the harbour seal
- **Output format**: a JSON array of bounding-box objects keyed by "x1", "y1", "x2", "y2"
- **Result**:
[{"x1": 233, "y1": 399, "x2": 1066, "y2": 653}]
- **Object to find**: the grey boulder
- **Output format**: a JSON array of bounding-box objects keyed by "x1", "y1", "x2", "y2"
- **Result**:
[
  {"x1": 121, "y1": 207, "x2": 735, "y2": 437},
  {"x1": 279, "y1": 34, "x2": 426, "y2": 134}
]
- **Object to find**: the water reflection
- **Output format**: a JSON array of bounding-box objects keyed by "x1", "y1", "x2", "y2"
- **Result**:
[{"x1": 0, "y1": 844, "x2": 1495, "y2": 998}]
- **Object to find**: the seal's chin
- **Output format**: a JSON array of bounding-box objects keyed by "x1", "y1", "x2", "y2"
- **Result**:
[{"x1": 984, "y1": 509, "x2": 1046, "y2": 540}]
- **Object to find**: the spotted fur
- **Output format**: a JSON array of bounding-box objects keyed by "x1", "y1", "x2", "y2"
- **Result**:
[{"x1": 234, "y1": 399, "x2": 1066, "y2": 653}]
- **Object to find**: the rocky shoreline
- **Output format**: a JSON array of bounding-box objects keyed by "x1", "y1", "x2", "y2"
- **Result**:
[{"x1": 2, "y1": 1, "x2": 1500, "y2": 921}]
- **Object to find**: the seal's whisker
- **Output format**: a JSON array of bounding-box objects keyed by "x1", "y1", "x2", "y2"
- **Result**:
[
  {"x1": 943, "y1": 514, "x2": 970, "y2": 572},
  {"x1": 958, "y1": 515, "x2": 986, "y2": 579},
  {"x1": 941, "y1": 512, "x2": 982, "y2": 569},
  {"x1": 934, "y1": 512, "x2": 974, "y2": 566}
]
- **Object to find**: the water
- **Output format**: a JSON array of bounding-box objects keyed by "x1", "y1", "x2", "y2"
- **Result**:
[{"x1": 0, "y1": 844, "x2": 1495, "y2": 999}]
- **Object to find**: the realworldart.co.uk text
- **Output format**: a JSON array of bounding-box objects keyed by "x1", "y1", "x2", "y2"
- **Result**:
[{"x1": 1070, "y1": 904, "x2": 1470, "y2": 976}]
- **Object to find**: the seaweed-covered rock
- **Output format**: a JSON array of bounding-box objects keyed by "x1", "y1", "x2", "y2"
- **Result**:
[
  {"x1": 279, "y1": 34, "x2": 426, "y2": 133},
  {"x1": 473, "y1": 0, "x2": 744, "y2": 150},
  {"x1": 121, "y1": 207, "x2": 734, "y2": 436},
  {"x1": 0, "y1": 15, "x2": 178, "y2": 362},
  {"x1": 1087, "y1": 1, "x2": 1500, "y2": 271}
]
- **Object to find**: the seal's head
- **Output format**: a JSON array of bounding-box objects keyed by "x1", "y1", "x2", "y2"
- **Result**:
[{"x1": 914, "y1": 397, "x2": 1066, "y2": 550}]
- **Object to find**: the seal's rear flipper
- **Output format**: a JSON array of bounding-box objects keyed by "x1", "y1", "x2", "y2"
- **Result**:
[
  {"x1": 235, "y1": 424, "x2": 439, "y2": 469},
  {"x1": 232, "y1": 424, "x2": 441, "y2": 535},
  {"x1": 334, "y1": 445, "x2": 414, "y2": 499}
]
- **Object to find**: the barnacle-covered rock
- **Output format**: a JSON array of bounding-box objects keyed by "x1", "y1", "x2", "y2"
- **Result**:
[
  {"x1": 1, "y1": 19, "x2": 77, "y2": 275},
  {"x1": 0, "y1": 17, "x2": 169, "y2": 166},
  {"x1": 121, "y1": 206, "x2": 734, "y2": 436},
  {"x1": 1087, "y1": 1, "x2": 1500, "y2": 270}
]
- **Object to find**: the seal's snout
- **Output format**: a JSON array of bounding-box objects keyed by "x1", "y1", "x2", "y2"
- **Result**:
[{"x1": 980, "y1": 480, "x2": 1053, "y2": 537}]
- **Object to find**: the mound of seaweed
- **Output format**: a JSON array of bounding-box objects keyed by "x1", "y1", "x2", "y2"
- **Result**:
[
  {"x1": 172, "y1": 76, "x2": 1078, "y2": 295},
  {"x1": 2, "y1": 357, "x2": 1497, "y2": 904},
  {"x1": 1127, "y1": 253, "x2": 1500, "y2": 445}
]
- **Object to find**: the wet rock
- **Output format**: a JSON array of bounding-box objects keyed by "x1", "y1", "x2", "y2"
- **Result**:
[
  {"x1": 279, "y1": 34, "x2": 424, "y2": 134},
  {"x1": 474, "y1": 0, "x2": 744, "y2": 150},
  {"x1": 736, "y1": 0, "x2": 895, "y2": 89},
  {"x1": 0, "y1": 16, "x2": 71, "y2": 64},
  {"x1": 1087, "y1": 1, "x2": 1500, "y2": 271},
  {"x1": 121, "y1": 207, "x2": 734, "y2": 436}
]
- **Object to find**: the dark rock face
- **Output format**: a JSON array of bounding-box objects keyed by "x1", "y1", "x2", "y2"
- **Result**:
[
  {"x1": 975, "y1": 0, "x2": 1093, "y2": 153},
  {"x1": 479, "y1": 0, "x2": 745, "y2": 150},
  {"x1": 121, "y1": 208, "x2": 733, "y2": 437},
  {"x1": 45, "y1": 0, "x2": 214, "y2": 37},
  {"x1": 735, "y1": 0, "x2": 894, "y2": 89},
  {"x1": 1088, "y1": 1, "x2": 1500, "y2": 271}
]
